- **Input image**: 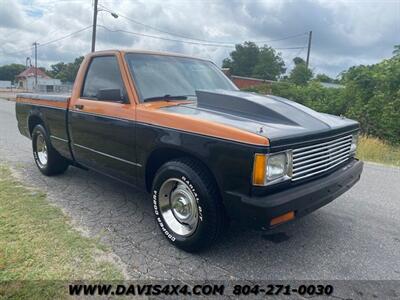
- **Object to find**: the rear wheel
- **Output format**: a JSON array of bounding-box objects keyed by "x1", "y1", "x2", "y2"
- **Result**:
[
  {"x1": 152, "y1": 158, "x2": 226, "y2": 252},
  {"x1": 32, "y1": 124, "x2": 69, "y2": 176}
]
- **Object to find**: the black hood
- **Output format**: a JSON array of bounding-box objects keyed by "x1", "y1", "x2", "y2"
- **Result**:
[{"x1": 162, "y1": 89, "x2": 359, "y2": 148}]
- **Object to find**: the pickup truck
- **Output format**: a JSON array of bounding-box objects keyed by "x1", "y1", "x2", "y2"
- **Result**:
[{"x1": 16, "y1": 50, "x2": 363, "y2": 251}]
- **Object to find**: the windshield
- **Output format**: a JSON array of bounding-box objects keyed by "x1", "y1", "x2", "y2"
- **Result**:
[{"x1": 126, "y1": 53, "x2": 237, "y2": 101}]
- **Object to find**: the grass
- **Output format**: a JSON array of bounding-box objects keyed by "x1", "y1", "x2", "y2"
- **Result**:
[
  {"x1": 357, "y1": 135, "x2": 400, "y2": 167},
  {"x1": 0, "y1": 165, "x2": 124, "y2": 299}
]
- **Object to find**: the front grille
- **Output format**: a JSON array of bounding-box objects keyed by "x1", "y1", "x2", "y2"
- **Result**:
[{"x1": 292, "y1": 134, "x2": 353, "y2": 182}]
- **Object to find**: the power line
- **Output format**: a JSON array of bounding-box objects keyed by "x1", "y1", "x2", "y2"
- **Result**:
[
  {"x1": 98, "y1": 25, "x2": 234, "y2": 48},
  {"x1": 257, "y1": 32, "x2": 308, "y2": 43},
  {"x1": 0, "y1": 25, "x2": 92, "y2": 59},
  {"x1": 98, "y1": 24, "x2": 306, "y2": 50},
  {"x1": 37, "y1": 25, "x2": 92, "y2": 48},
  {"x1": 99, "y1": 4, "x2": 232, "y2": 45},
  {"x1": 99, "y1": 3, "x2": 307, "y2": 46},
  {"x1": 1, "y1": 45, "x2": 34, "y2": 57}
]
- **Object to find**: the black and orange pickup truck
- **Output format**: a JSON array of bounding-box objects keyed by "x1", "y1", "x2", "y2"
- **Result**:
[{"x1": 16, "y1": 50, "x2": 363, "y2": 251}]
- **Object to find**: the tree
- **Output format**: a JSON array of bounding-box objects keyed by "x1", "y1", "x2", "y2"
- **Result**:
[
  {"x1": 245, "y1": 48, "x2": 400, "y2": 144},
  {"x1": 222, "y1": 42, "x2": 286, "y2": 80},
  {"x1": 315, "y1": 73, "x2": 336, "y2": 83},
  {"x1": 288, "y1": 59, "x2": 313, "y2": 85},
  {"x1": 293, "y1": 57, "x2": 305, "y2": 66},
  {"x1": 393, "y1": 45, "x2": 400, "y2": 57},
  {"x1": 67, "y1": 56, "x2": 84, "y2": 82},
  {"x1": 0, "y1": 64, "x2": 26, "y2": 82},
  {"x1": 222, "y1": 41, "x2": 260, "y2": 77},
  {"x1": 49, "y1": 62, "x2": 66, "y2": 78},
  {"x1": 49, "y1": 56, "x2": 84, "y2": 82},
  {"x1": 252, "y1": 46, "x2": 286, "y2": 80}
]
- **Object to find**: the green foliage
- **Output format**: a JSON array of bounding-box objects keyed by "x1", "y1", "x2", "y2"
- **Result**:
[
  {"x1": 0, "y1": 165, "x2": 123, "y2": 298},
  {"x1": 48, "y1": 56, "x2": 84, "y2": 82},
  {"x1": 251, "y1": 54, "x2": 400, "y2": 144},
  {"x1": 315, "y1": 73, "x2": 337, "y2": 83},
  {"x1": 222, "y1": 41, "x2": 259, "y2": 77},
  {"x1": 252, "y1": 46, "x2": 286, "y2": 80},
  {"x1": 341, "y1": 56, "x2": 400, "y2": 143},
  {"x1": 288, "y1": 60, "x2": 313, "y2": 85},
  {"x1": 293, "y1": 57, "x2": 305, "y2": 65},
  {"x1": 393, "y1": 44, "x2": 400, "y2": 57},
  {"x1": 0, "y1": 56, "x2": 84, "y2": 83},
  {"x1": 0, "y1": 64, "x2": 25, "y2": 82},
  {"x1": 271, "y1": 81, "x2": 347, "y2": 115},
  {"x1": 222, "y1": 42, "x2": 285, "y2": 80}
]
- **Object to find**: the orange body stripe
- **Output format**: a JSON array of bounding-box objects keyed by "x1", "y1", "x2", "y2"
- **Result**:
[
  {"x1": 16, "y1": 97, "x2": 68, "y2": 109},
  {"x1": 136, "y1": 102, "x2": 270, "y2": 146}
]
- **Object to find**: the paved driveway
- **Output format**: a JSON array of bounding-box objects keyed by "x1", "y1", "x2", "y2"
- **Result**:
[{"x1": 1, "y1": 99, "x2": 399, "y2": 281}]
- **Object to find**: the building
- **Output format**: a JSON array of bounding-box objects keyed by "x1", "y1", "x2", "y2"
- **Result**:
[
  {"x1": 0, "y1": 80, "x2": 12, "y2": 89},
  {"x1": 230, "y1": 75, "x2": 274, "y2": 91},
  {"x1": 16, "y1": 67, "x2": 62, "y2": 92}
]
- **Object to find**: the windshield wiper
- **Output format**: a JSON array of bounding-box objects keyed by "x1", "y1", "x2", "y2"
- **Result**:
[{"x1": 143, "y1": 94, "x2": 195, "y2": 102}]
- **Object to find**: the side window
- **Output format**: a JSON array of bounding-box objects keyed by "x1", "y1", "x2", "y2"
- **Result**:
[{"x1": 81, "y1": 56, "x2": 127, "y2": 102}]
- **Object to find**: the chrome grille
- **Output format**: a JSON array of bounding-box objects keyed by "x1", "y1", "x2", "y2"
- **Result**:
[{"x1": 292, "y1": 135, "x2": 352, "y2": 181}]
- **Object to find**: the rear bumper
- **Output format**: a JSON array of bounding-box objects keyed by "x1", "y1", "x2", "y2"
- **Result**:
[{"x1": 225, "y1": 158, "x2": 363, "y2": 229}]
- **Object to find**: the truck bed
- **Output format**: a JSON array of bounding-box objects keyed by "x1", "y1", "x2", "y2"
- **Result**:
[{"x1": 15, "y1": 92, "x2": 73, "y2": 161}]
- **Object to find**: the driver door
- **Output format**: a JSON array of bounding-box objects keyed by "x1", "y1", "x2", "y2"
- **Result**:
[{"x1": 68, "y1": 55, "x2": 138, "y2": 183}]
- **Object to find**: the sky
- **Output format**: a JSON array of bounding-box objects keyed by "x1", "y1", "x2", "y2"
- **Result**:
[{"x1": 0, "y1": 0, "x2": 399, "y2": 78}]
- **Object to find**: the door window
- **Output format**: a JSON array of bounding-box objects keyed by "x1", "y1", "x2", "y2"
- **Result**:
[{"x1": 81, "y1": 56, "x2": 127, "y2": 102}]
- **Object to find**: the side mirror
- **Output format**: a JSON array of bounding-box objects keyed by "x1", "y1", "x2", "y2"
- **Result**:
[{"x1": 97, "y1": 88, "x2": 126, "y2": 102}]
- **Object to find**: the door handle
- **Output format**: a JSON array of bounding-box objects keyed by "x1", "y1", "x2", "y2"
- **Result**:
[{"x1": 74, "y1": 104, "x2": 84, "y2": 110}]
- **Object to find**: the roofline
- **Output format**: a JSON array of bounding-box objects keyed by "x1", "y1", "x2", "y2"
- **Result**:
[{"x1": 90, "y1": 49, "x2": 211, "y2": 62}]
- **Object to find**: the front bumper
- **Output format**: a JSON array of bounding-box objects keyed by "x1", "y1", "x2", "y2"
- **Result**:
[{"x1": 225, "y1": 158, "x2": 363, "y2": 229}]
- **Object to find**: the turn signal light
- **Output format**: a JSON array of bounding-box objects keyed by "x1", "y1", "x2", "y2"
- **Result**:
[
  {"x1": 252, "y1": 154, "x2": 266, "y2": 185},
  {"x1": 270, "y1": 211, "x2": 295, "y2": 226}
]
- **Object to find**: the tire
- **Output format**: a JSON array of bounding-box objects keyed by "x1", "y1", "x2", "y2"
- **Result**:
[
  {"x1": 151, "y1": 158, "x2": 226, "y2": 252},
  {"x1": 32, "y1": 124, "x2": 69, "y2": 176}
]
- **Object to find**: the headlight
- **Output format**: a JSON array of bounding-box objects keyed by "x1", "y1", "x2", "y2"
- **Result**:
[
  {"x1": 267, "y1": 153, "x2": 287, "y2": 180},
  {"x1": 350, "y1": 133, "x2": 358, "y2": 154},
  {"x1": 253, "y1": 151, "x2": 293, "y2": 186}
]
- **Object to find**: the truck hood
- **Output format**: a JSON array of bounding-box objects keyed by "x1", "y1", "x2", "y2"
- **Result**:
[{"x1": 161, "y1": 89, "x2": 359, "y2": 148}]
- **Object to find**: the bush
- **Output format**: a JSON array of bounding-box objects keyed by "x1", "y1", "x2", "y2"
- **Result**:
[{"x1": 249, "y1": 56, "x2": 400, "y2": 144}]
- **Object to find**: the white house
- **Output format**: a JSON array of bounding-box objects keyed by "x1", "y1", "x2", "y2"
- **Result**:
[{"x1": 16, "y1": 67, "x2": 62, "y2": 92}]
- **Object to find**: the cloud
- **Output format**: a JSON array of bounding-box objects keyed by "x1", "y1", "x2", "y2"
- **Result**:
[
  {"x1": 0, "y1": 0, "x2": 24, "y2": 29},
  {"x1": 0, "y1": 0, "x2": 398, "y2": 77}
]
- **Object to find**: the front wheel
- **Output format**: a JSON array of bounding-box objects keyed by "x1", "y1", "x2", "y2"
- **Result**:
[
  {"x1": 32, "y1": 124, "x2": 69, "y2": 176},
  {"x1": 152, "y1": 158, "x2": 226, "y2": 252}
]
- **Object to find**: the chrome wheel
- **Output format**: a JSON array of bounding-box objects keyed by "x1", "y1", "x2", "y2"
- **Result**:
[
  {"x1": 158, "y1": 178, "x2": 199, "y2": 236},
  {"x1": 36, "y1": 133, "x2": 48, "y2": 168}
]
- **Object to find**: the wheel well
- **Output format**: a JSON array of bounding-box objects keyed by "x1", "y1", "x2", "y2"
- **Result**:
[
  {"x1": 145, "y1": 148, "x2": 217, "y2": 193},
  {"x1": 28, "y1": 115, "x2": 44, "y2": 136}
]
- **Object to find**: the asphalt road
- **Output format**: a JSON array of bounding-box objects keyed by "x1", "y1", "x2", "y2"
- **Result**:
[{"x1": 1, "y1": 99, "x2": 400, "y2": 283}]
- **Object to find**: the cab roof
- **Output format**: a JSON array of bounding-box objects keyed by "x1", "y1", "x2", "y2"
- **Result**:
[{"x1": 91, "y1": 49, "x2": 211, "y2": 62}]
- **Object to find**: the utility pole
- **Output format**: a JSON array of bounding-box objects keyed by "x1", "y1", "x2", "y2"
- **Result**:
[
  {"x1": 26, "y1": 57, "x2": 31, "y2": 69},
  {"x1": 91, "y1": 0, "x2": 98, "y2": 52},
  {"x1": 306, "y1": 30, "x2": 312, "y2": 70},
  {"x1": 33, "y1": 42, "x2": 38, "y2": 89}
]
